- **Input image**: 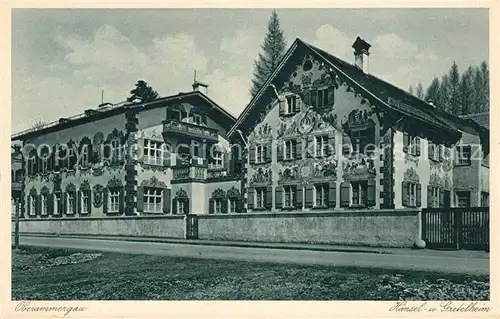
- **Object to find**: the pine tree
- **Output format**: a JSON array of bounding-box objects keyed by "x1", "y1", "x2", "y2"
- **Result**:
[
  {"x1": 475, "y1": 61, "x2": 489, "y2": 112},
  {"x1": 127, "y1": 80, "x2": 159, "y2": 103},
  {"x1": 250, "y1": 10, "x2": 287, "y2": 97},
  {"x1": 415, "y1": 82, "x2": 424, "y2": 100},
  {"x1": 425, "y1": 77, "x2": 440, "y2": 103},
  {"x1": 447, "y1": 62, "x2": 461, "y2": 114},
  {"x1": 459, "y1": 66, "x2": 475, "y2": 115},
  {"x1": 408, "y1": 85, "x2": 414, "y2": 95}
]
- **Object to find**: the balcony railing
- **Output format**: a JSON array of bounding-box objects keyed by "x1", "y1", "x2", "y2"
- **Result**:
[
  {"x1": 163, "y1": 120, "x2": 219, "y2": 142},
  {"x1": 172, "y1": 165, "x2": 207, "y2": 180}
]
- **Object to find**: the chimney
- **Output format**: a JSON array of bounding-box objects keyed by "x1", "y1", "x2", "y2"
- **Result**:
[
  {"x1": 192, "y1": 70, "x2": 209, "y2": 95},
  {"x1": 352, "y1": 36, "x2": 371, "y2": 73}
]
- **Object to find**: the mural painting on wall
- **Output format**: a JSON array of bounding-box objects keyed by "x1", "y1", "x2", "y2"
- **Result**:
[
  {"x1": 226, "y1": 186, "x2": 240, "y2": 198},
  {"x1": 92, "y1": 184, "x2": 103, "y2": 208},
  {"x1": 249, "y1": 123, "x2": 273, "y2": 143},
  {"x1": 429, "y1": 172, "x2": 444, "y2": 188},
  {"x1": 342, "y1": 156, "x2": 376, "y2": 180},
  {"x1": 249, "y1": 167, "x2": 272, "y2": 186},
  {"x1": 140, "y1": 176, "x2": 167, "y2": 188},
  {"x1": 443, "y1": 173, "x2": 452, "y2": 190},
  {"x1": 403, "y1": 167, "x2": 420, "y2": 183}
]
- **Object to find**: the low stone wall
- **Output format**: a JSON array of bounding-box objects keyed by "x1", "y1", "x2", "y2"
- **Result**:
[
  {"x1": 13, "y1": 215, "x2": 186, "y2": 239},
  {"x1": 196, "y1": 209, "x2": 420, "y2": 248}
]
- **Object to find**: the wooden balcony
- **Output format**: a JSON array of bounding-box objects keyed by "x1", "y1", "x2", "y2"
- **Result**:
[
  {"x1": 172, "y1": 165, "x2": 208, "y2": 181},
  {"x1": 163, "y1": 120, "x2": 219, "y2": 142}
]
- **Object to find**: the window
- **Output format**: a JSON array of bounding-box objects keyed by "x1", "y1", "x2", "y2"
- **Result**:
[
  {"x1": 108, "y1": 189, "x2": 120, "y2": 213},
  {"x1": 213, "y1": 199, "x2": 222, "y2": 214},
  {"x1": 144, "y1": 140, "x2": 164, "y2": 166},
  {"x1": 283, "y1": 186, "x2": 295, "y2": 208},
  {"x1": 228, "y1": 198, "x2": 237, "y2": 213},
  {"x1": 255, "y1": 188, "x2": 266, "y2": 208},
  {"x1": 144, "y1": 188, "x2": 163, "y2": 213},
  {"x1": 177, "y1": 200, "x2": 185, "y2": 214},
  {"x1": 286, "y1": 95, "x2": 297, "y2": 114},
  {"x1": 192, "y1": 114, "x2": 202, "y2": 125},
  {"x1": 315, "y1": 135, "x2": 328, "y2": 157},
  {"x1": 409, "y1": 136, "x2": 420, "y2": 156},
  {"x1": 457, "y1": 145, "x2": 471, "y2": 165},
  {"x1": 314, "y1": 184, "x2": 328, "y2": 207},
  {"x1": 456, "y1": 191, "x2": 470, "y2": 208},
  {"x1": 111, "y1": 140, "x2": 121, "y2": 163},
  {"x1": 81, "y1": 191, "x2": 90, "y2": 214},
  {"x1": 284, "y1": 140, "x2": 296, "y2": 160},
  {"x1": 29, "y1": 195, "x2": 36, "y2": 215},
  {"x1": 28, "y1": 150, "x2": 37, "y2": 175},
  {"x1": 255, "y1": 145, "x2": 265, "y2": 163},
  {"x1": 351, "y1": 129, "x2": 375, "y2": 155},
  {"x1": 352, "y1": 182, "x2": 367, "y2": 206},
  {"x1": 209, "y1": 150, "x2": 223, "y2": 169},
  {"x1": 41, "y1": 194, "x2": 48, "y2": 215},
  {"x1": 54, "y1": 192, "x2": 62, "y2": 215},
  {"x1": 428, "y1": 141, "x2": 439, "y2": 161},
  {"x1": 81, "y1": 145, "x2": 90, "y2": 167},
  {"x1": 432, "y1": 187, "x2": 440, "y2": 208},
  {"x1": 481, "y1": 192, "x2": 489, "y2": 207},
  {"x1": 67, "y1": 192, "x2": 75, "y2": 214},
  {"x1": 316, "y1": 88, "x2": 329, "y2": 108},
  {"x1": 407, "y1": 183, "x2": 417, "y2": 207}
]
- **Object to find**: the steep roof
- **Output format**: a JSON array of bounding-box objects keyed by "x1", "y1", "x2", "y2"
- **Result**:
[
  {"x1": 228, "y1": 37, "x2": 476, "y2": 138},
  {"x1": 460, "y1": 112, "x2": 489, "y2": 129},
  {"x1": 12, "y1": 90, "x2": 237, "y2": 141}
]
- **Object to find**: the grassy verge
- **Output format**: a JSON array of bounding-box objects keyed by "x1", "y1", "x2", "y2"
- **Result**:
[{"x1": 12, "y1": 246, "x2": 489, "y2": 300}]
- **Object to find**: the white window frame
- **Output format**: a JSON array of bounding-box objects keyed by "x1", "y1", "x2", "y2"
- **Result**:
[
  {"x1": 108, "y1": 189, "x2": 120, "y2": 213},
  {"x1": 111, "y1": 139, "x2": 121, "y2": 163},
  {"x1": 408, "y1": 183, "x2": 417, "y2": 207},
  {"x1": 315, "y1": 135, "x2": 328, "y2": 157},
  {"x1": 284, "y1": 186, "x2": 295, "y2": 208},
  {"x1": 41, "y1": 157, "x2": 48, "y2": 174},
  {"x1": 314, "y1": 184, "x2": 327, "y2": 207},
  {"x1": 41, "y1": 194, "x2": 48, "y2": 215},
  {"x1": 81, "y1": 145, "x2": 90, "y2": 167},
  {"x1": 285, "y1": 95, "x2": 296, "y2": 114},
  {"x1": 209, "y1": 150, "x2": 223, "y2": 169},
  {"x1": 409, "y1": 136, "x2": 420, "y2": 156},
  {"x1": 54, "y1": 192, "x2": 62, "y2": 215},
  {"x1": 67, "y1": 191, "x2": 75, "y2": 214},
  {"x1": 144, "y1": 187, "x2": 163, "y2": 213},
  {"x1": 284, "y1": 140, "x2": 295, "y2": 160},
  {"x1": 429, "y1": 142, "x2": 439, "y2": 161},
  {"x1": 214, "y1": 199, "x2": 222, "y2": 214},
  {"x1": 316, "y1": 88, "x2": 329, "y2": 107},
  {"x1": 144, "y1": 139, "x2": 164, "y2": 166},
  {"x1": 255, "y1": 145, "x2": 265, "y2": 163},
  {"x1": 192, "y1": 114, "x2": 202, "y2": 125},
  {"x1": 81, "y1": 191, "x2": 90, "y2": 214},
  {"x1": 228, "y1": 198, "x2": 237, "y2": 213},
  {"x1": 456, "y1": 191, "x2": 470, "y2": 208},
  {"x1": 457, "y1": 145, "x2": 471, "y2": 165},
  {"x1": 256, "y1": 188, "x2": 265, "y2": 208},
  {"x1": 177, "y1": 200, "x2": 185, "y2": 214},
  {"x1": 352, "y1": 182, "x2": 367, "y2": 206}
]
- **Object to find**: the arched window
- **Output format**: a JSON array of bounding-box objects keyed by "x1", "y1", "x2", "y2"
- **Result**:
[{"x1": 172, "y1": 189, "x2": 189, "y2": 215}]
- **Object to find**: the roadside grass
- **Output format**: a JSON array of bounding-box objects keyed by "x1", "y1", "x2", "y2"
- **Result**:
[{"x1": 12, "y1": 246, "x2": 489, "y2": 300}]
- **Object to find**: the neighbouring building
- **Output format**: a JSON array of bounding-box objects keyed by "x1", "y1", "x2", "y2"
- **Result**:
[
  {"x1": 227, "y1": 37, "x2": 489, "y2": 212},
  {"x1": 11, "y1": 86, "x2": 243, "y2": 220}
]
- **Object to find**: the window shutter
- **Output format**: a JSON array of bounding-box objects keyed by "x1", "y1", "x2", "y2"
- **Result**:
[
  {"x1": 221, "y1": 199, "x2": 228, "y2": 214},
  {"x1": 248, "y1": 145, "x2": 256, "y2": 164},
  {"x1": 137, "y1": 186, "x2": 144, "y2": 212},
  {"x1": 342, "y1": 134, "x2": 350, "y2": 155},
  {"x1": 327, "y1": 86, "x2": 335, "y2": 106},
  {"x1": 87, "y1": 191, "x2": 92, "y2": 215},
  {"x1": 294, "y1": 96, "x2": 302, "y2": 113},
  {"x1": 63, "y1": 192, "x2": 68, "y2": 215},
  {"x1": 236, "y1": 198, "x2": 243, "y2": 213},
  {"x1": 172, "y1": 198, "x2": 178, "y2": 215},
  {"x1": 103, "y1": 188, "x2": 108, "y2": 215},
  {"x1": 265, "y1": 143, "x2": 272, "y2": 163},
  {"x1": 209, "y1": 198, "x2": 215, "y2": 214},
  {"x1": 304, "y1": 184, "x2": 313, "y2": 208},
  {"x1": 340, "y1": 182, "x2": 350, "y2": 208},
  {"x1": 465, "y1": 145, "x2": 471, "y2": 165},
  {"x1": 247, "y1": 188, "x2": 255, "y2": 209},
  {"x1": 427, "y1": 186, "x2": 433, "y2": 208},
  {"x1": 48, "y1": 193, "x2": 54, "y2": 215},
  {"x1": 184, "y1": 198, "x2": 189, "y2": 214},
  {"x1": 265, "y1": 186, "x2": 273, "y2": 210},
  {"x1": 327, "y1": 133, "x2": 335, "y2": 157},
  {"x1": 416, "y1": 183, "x2": 422, "y2": 207},
  {"x1": 401, "y1": 182, "x2": 408, "y2": 207},
  {"x1": 224, "y1": 152, "x2": 231, "y2": 171},
  {"x1": 310, "y1": 89, "x2": 318, "y2": 107},
  {"x1": 119, "y1": 187, "x2": 124, "y2": 214},
  {"x1": 415, "y1": 137, "x2": 421, "y2": 156},
  {"x1": 295, "y1": 138, "x2": 302, "y2": 159},
  {"x1": 37, "y1": 195, "x2": 42, "y2": 216},
  {"x1": 77, "y1": 191, "x2": 82, "y2": 215},
  {"x1": 163, "y1": 188, "x2": 171, "y2": 214},
  {"x1": 277, "y1": 142, "x2": 284, "y2": 161},
  {"x1": 163, "y1": 153, "x2": 171, "y2": 167},
  {"x1": 27, "y1": 159, "x2": 32, "y2": 176},
  {"x1": 367, "y1": 179, "x2": 376, "y2": 207},
  {"x1": 307, "y1": 135, "x2": 314, "y2": 158},
  {"x1": 275, "y1": 186, "x2": 283, "y2": 209},
  {"x1": 428, "y1": 141, "x2": 434, "y2": 160},
  {"x1": 403, "y1": 132, "x2": 409, "y2": 153},
  {"x1": 26, "y1": 196, "x2": 31, "y2": 216},
  {"x1": 328, "y1": 182, "x2": 336, "y2": 208},
  {"x1": 279, "y1": 99, "x2": 286, "y2": 117},
  {"x1": 439, "y1": 189, "x2": 445, "y2": 208},
  {"x1": 296, "y1": 187, "x2": 303, "y2": 209}
]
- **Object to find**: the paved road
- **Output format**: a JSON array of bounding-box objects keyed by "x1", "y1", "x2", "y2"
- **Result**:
[{"x1": 18, "y1": 236, "x2": 489, "y2": 275}]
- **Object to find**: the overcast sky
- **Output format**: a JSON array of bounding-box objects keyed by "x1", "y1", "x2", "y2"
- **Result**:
[{"x1": 11, "y1": 8, "x2": 488, "y2": 133}]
